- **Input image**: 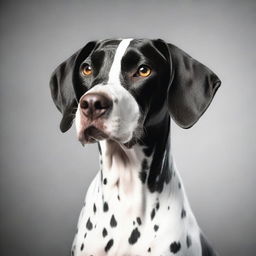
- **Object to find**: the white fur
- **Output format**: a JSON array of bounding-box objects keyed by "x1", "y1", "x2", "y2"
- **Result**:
[
  {"x1": 72, "y1": 143, "x2": 202, "y2": 256},
  {"x1": 108, "y1": 39, "x2": 133, "y2": 84},
  {"x1": 75, "y1": 39, "x2": 140, "y2": 144}
]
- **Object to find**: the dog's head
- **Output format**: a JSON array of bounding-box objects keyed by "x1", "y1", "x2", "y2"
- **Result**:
[{"x1": 50, "y1": 39, "x2": 221, "y2": 146}]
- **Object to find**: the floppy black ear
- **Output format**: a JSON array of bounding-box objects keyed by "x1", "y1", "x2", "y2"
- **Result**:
[
  {"x1": 49, "y1": 41, "x2": 96, "y2": 132},
  {"x1": 167, "y1": 43, "x2": 221, "y2": 128}
]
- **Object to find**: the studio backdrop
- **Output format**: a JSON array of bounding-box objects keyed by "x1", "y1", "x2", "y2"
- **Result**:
[{"x1": 0, "y1": 1, "x2": 255, "y2": 256}]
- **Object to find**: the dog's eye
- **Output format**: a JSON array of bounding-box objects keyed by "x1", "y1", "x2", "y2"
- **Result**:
[
  {"x1": 137, "y1": 65, "x2": 151, "y2": 77},
  {"x1": 81, "y1": 64, "x2": 93, "y2": 76}
]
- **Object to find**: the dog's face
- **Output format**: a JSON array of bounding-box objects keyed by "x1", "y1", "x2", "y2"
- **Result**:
[
  {"x1": 50, "y1": 38, "x2": 221, "y2": 146},
  {"x1": 74, "y1": 39, "x2": 171, "y2": 145}
]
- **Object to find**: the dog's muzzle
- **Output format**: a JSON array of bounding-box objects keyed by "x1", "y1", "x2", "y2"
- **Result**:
[{"x1": 78, "y1": 92, "x2": 113, "y2": 144}]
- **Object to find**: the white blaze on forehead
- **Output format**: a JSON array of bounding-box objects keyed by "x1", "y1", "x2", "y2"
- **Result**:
[{"x1": 108, "y1": 38, "x2": 133, "y2": 84}]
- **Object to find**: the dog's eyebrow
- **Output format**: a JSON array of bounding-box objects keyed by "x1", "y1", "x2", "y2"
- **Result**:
[
  {"x1": 121, "y1": 50, "x2": 141, "y2": 71},
  {"x1": 100, "y1": 39, "x2": 120, "y2": 48},
  {"x1": 91, "y1": 50, "x2": 105, "y2": 67},
  {"x1": 140, "y1": 44, "x2": 168, "y2": 65}
]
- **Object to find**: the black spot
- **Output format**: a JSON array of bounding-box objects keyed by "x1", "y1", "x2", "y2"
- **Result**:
[
  {"x1": 103, "y1": 228, "x2": 108, "y2": 237},
  {"x1": 140, "y1": 159, "x2": 149, "y2": 183},
  {"x1": 86, "y1": 218, "x2": 93, "y2": 230},
  {"x1": 110, "y1": 215, "x2": 117, "y2": 227},
  {"x1": 186, "y1": 234, "x2": 192, "y2": 248},
  {"x1": 142, "y1": 158, "x2": 149, "y2": 170},
  {"x1": 105, "y1": 239, "x2": 114, "y2": 252},
  {"x1": 136, "y1": 217, "x2": 142, "y2": 225},
  {"x1": 103, "y1": 178, "x2": 107, "y2": 185},
  {"x1": 93, "y1": 204, "x2": 97, "y2": 213},
  {"x1": 156, "y1": 202, "x2": 160, "y2": 210},
  {"x1": 71, "y1": 250, "x2": 74, "y2": 256},
  {"x1": 146, "y1": 126, "x2": 172, "y2": 193},
  {"x1": 103, "y1": 202, "x2": 109, "y2": 212},
  {"x1": 140, "y1": 171, "x2": 147, "y2": 184},
  {"x1": 117, "y1": 195, "x2": 120, "y2": 200},
  {"x1": 133, "y1": 221, "x2": 135, "y2": 225},
  {"x1": 178, "y1": 182, "x2": 181, "y2": 189},
  {"x1": 100, "y1": 170, "x2": 103, "y2": 182},
  {"x1": 80, "y1": 243, "x2": 84, "y2": 251},
  {"x1": 170, "y1": 241, "x2": 181, "y2": 254},
  {"x1": 128, "y1": 227, "x2": 141, "y2": 245},
  {"x1": 143, "y1": 145, "x2": 154, "y2": 157},
  {"x1": 151, "y1": 209, "x2": 156, "y2": 220},
  {"x1": 181, "y1": 208, "x2": 186, "y2": 218},
  {"x1": 148, "y1": 247, "x2": 151, "y2": 252},
  {"x1": 168, "y1": 206, "x2": 170, "y2": 210},
  {"x1": 98, "y1": 142, "x2": 102, "y2": 155},
  {"x1": 84, "y1": 233, "x2": 87, "y2": 238},
  {"x1": 154, "y1": 225, "x2": 159, "y2": 231}
]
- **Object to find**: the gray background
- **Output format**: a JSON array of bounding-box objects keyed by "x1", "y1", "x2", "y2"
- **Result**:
[{"x1": 0, "y1": 0, "x2": 255, "y2": 255}]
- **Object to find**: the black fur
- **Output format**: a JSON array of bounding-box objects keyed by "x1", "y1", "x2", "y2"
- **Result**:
[{"x1": 50, "y1": 41, "x2": 97, "y2": 132}]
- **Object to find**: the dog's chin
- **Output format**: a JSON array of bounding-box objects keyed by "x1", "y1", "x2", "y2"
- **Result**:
[
  {"x1": 78, "y1": 126, "x2": 139, "y2": 148},
  {"x1": 79, "y1": 126, "x2": 109, "y2": 145}
]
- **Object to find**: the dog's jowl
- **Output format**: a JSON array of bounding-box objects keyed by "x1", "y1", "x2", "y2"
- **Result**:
[{"x1": 50, "y1": 38, "x2": 221, "y2": 256}]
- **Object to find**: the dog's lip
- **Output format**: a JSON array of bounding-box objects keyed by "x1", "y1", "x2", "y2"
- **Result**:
[{"x1": 79, "y1": 126, "x2": 109, "y2": 145}]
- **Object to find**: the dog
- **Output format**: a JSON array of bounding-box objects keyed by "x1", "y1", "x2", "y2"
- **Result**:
[{"x1": 50, "y1": 38, "x2": 221, "y2": 256}]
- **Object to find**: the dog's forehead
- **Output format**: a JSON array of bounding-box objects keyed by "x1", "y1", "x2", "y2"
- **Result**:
[
  {"x1": 91, "y1": 39, "x2": 156, "y2": 63},
  {"x1": 97, "y1": 39, "x2": 121, "y2": 49},
  {"x1": 96, "y1": 38, "x2": 152, "y2": 50}
]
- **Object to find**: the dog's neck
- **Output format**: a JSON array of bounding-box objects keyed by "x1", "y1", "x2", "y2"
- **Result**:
[{"x1": 98, "y1": 113, "x2": 175, "y2": 201}]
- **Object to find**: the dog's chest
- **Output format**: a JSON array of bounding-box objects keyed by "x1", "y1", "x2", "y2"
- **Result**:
[
  {"x1": 72, "y1": 173, "x2": 201, "y2": 255},
  {"x1": 74, "y1": 182, "x2": 163, "y2": 255}
]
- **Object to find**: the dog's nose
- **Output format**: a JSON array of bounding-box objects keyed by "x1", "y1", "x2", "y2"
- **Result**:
[{"x1": 80, "y1": 93, "x2": 113, "y2": 120}]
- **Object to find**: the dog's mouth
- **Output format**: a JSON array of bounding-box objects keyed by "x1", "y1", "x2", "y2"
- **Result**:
[
  {"x1": 78, "y1": 125, "x2": 138, "y2": 148},
  {"x1": 79, "y1": 126, "x2": 109, "y2": 145},
  {"x1": 77, "y1": 113, "x2": 143, "y2": 147}
]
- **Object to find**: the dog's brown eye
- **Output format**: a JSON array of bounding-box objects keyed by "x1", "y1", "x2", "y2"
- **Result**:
[
  {"x1": 138, "y1": 65, "x2": 151, "y2": 77},
  {"x1": 81, "y1": 64, "x2": 93, "y2": 76}
]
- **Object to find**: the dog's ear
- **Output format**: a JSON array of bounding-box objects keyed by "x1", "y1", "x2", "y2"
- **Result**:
[
  {"x1": 165, "y1": 42, "x2": 221, "y2": 128},
  {"x1": 49, "y1": 41, "x2": 97, "y2": 132}
]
